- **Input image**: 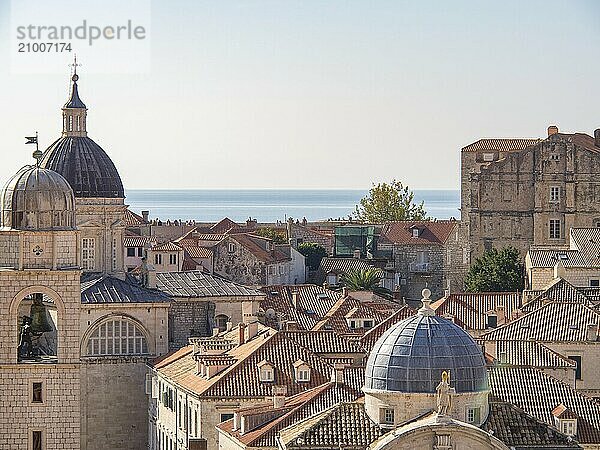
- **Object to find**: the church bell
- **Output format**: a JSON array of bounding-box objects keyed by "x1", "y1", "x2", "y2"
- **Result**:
[{"x1": 29, "y1": 293, "x2": 53, "y2": 334}]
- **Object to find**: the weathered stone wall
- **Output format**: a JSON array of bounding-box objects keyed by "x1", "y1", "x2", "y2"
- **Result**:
[
  {"x1": 462, "y1": 135, "x2": 600, "y2": 261},
  {"x1": 0, "y1": 364, "x2": 80, "y2": 450},
  {"x1": 287, "y1": 223, "x2": 333, "y2": 254},
  {"x1": 81, "y1": 358, "x2": 150, "y2": 450},
  {"x1": 168, "y1": 300, "x2": 212, "y2": 350},
  {"x1": 213, "y1": 238, "x2": 267, "y2": 286}
]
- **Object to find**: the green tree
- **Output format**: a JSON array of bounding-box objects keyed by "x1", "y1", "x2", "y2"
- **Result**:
[
  {"x1": 254, "y1": 227, "x2": 287, "y2": 244},
  {"x1": 297, "y1": 242, "x2": 327, "y2": 271},
  {"x1": 464, "y1": 247, "x2": 524, "y2": 292},
  {"x1": 354, "y1": 180, "x2": 427, "y2": 222},
  {"x1": 341, "y1": 268, "x2": 382, "y2": 291}
]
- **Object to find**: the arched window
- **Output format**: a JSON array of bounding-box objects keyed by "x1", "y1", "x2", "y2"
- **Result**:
[
  {"x1": 215, "y1": 314, "x2": 229, "y2": 332},
  {"x1": 86, "y1": 318, "x2": 149, "y2": 356}
]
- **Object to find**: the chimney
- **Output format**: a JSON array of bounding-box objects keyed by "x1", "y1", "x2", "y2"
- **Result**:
[
  {"x1": 587, "y1": 323, "x2": 598, "y2": 341},
  {"x1": 342, "y1": 287, "x2": 348, "y2": 298},
  {"x1": 548, "y1": 125, "x2": 559, "y2": 137},
  {"x1": 141, "y1": 210, "x2": 149, "y2": 222},
  {"x1": 238, "y1": 322, "x2": 246, "y2": 346},
  {"x1": 291, "y1": 291, "x2": 298, "y2": 309},
  {"x1": 212, "y1": 327, "x2": 220, "y2": 337},
  {"x1": 233, "y1": 412, "x2": 241, "y2": 431},
  {"x1": 242, "y1": 301, "x2": 259, "y2": 324},
  {"x1": 331, "y1": 363, "x2": 345, "y2": 384},
  {"x1": 595, "y1": 129, "x2": 600, "y2": 148},
  {"x1": 246, "y1": 318, "x2": 259, "y2": 341},
  {"x1": 272, "y1": 385, "x2": 287, "y2": 409},
  {"x1": 496, "y1": 305, "x2": 507, "y2": 326},
  {"x1": 285, "y1": 321, "x2": 299, "y2": 331},
  {"x1": 226, "y1": 321, "x2": 233, "y2": 332}
]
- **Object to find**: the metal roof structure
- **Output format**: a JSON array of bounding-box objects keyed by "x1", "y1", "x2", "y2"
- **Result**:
[
  {"x1": 156, "y1": 270, "x2": 263, "y2": 298},
  {"x1": 364, "y1": 306, "x2": 488, "y2": 394}
]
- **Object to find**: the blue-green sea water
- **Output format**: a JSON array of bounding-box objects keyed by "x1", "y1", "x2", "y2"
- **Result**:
[{"x1": 125, "y1": 189, "x2": 460, "y2": 222}]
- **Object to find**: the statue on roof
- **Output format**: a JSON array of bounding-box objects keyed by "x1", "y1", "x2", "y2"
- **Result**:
[{"x1": 436, "y1": 371, "x2": 455, "y2": 415}]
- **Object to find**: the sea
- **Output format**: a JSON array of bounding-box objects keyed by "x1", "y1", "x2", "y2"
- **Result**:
[{"x1": 125, "y1": 189, "x2": 460, "y2": 223}]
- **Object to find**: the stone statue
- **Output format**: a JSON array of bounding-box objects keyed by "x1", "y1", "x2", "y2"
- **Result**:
[
  {"x1": 436, "y1": 371, "x2": 454, "y2": 415},
  {"x1": 18, "y1": 316, "x2": 34, "y2": 360}
]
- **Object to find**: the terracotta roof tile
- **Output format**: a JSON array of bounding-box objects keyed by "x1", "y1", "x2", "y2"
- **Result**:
[
  {"x1": 379, "y1": 220, "x2": 457, "y2": 245},
  {"x1": 461, "y1": 138, "x2": 541, "y2": 152}
]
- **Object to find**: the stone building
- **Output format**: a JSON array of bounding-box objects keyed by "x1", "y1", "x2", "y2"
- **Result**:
[
  {"x1": 0, "y1": 66, "x2": 182, "y2": 450},
  {"x1": 377, "y1": 220, "x2": 464, "y2": 301},
  {"x1": 0, "y1": 163, "x2": 82, "y2": 450},
  {"x1": 461, "y1": 126, "x2": 600, "y2": 263},
  {"x1": 525, "y1": 227, "x2": 600, "y2": 290}
]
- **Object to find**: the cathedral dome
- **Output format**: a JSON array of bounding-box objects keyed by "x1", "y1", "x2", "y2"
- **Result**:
[
  {"x1": 38, "y1": 70, "x2": 125, "y2": 199},
  {"x1": 364, "y1": 290, "x2": 488, "y2": 394},
  {"x1": 0, "y1": 165, "x2": 76, "y2": 230},
  {"x1": 40, "y1": 136, "x2": 124, "y2": 198}
]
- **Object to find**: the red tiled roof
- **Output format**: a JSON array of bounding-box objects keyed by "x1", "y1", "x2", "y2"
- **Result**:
[
  {"x1": 231, "y1": 234, "x2": 290, "y2": 264},
  {"x1": 123, "y1": 235, "x2": 156, "y2": 247},
  {"x1": 124, "y1": 209, "x2": 146, "y2": 226},
  {"x1": 461, "y1": 138, "x2": 541, "y2": 153},
  {"x1": 210, "y1": 217, "x2": 239, "y2": 233},
  {"x1": 379, "y1": 220, "x2": 457, "y2": 245},
  {"x1": 151, "y1": 241, "x2": 183, "y2": 252},
  {"x1": 359, "y1": 305, "x2": 416, "y2": 351}
]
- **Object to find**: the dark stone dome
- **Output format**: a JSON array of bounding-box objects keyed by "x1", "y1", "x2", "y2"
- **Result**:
[
  {"x1": 40, "y1": 136, "x2": 124, "y2": 198},
  {"x1": 1, "y1": 165, "x2": 76, "y2": 230},
  {"x1": 364, "y1": 312, "x2": 488, "y2": 394}
]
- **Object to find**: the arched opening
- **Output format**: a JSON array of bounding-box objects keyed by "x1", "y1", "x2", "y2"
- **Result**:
[
  {"x1": 16, "y1": 293, "x2": 58, "y2": 363},
  {"x1": 214, "y1": 314, "x2": 230, "y2": 332},
  {"x1": 84, "y1": 316, "x2": 150, "y2": 356}
]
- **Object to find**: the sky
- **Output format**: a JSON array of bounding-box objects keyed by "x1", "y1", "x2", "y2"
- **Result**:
[{"x1": 0, "y1": 0, "x2": 599, "y2": 190}]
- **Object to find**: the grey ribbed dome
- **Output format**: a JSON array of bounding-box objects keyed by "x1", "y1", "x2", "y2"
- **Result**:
[
  {"x1": 364, "y1": 313, "x2": 488, "y2": 394},
  {"x1": 40, "y1": 136, "x2": 124, "y2": 198},
  {"x1": 1, "y1": 165, "x2": 76, "y2": 230}
]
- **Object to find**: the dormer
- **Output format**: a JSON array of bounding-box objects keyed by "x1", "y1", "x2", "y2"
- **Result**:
[
  {"x1": 552, "y1": 404, "x2": 578, "y2": 437},
  {"x1": 293, "y1": 360, "x2": 311, "y2": 382},
  {"x1": 409, "y1": 225, "x2": 422, "y2": 238},
  {"x1": 258, "y1": 360, "x2": 275, "y2": 382}
]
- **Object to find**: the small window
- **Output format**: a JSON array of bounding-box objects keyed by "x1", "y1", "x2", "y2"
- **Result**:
[
  {"x1": 412, "y1": 228, "x2": 420, "y2": 238},
  {"x1": 259, "y1": 364, "x2": 274, "y2": 382},
  {"x1": 549, "y1": 219, "x2": 561, "y2": 239},
  {"x1": 137, "y1": 247, "x2": 144, "y2": 257},
  {"x1": 169, "y1": 253, "x2": 177, "y2": 265},
  {"x1": 349, "y1": 320, "x2": 356, "y2": 329},
  {"x1": 327, "y1": 274, "x2": 338, "y2": 285},
  {"x1": 550, "y1": 186, "x2": 560, "y2": 203},
  {"x1": 561, "y1": 420, "x2": 577, "y2": 436},
  {"x1": 228, "y1": 243, "x2": 236, "y2": 253},
  {"x1": 482, "y1": 152, "x2": 494, "y2": 162},
  {"x1": 31, "y1": 430, "x2": 43, "y2": 450},
  {"x1": 363, "y1": 320, "x2": 373, "y2": 329},
  {"x1": 487, "y1": 314, "x2": 497, "y2": 329},
  {"x1": 220, "y1": 413, "x2": 234, "y2": 422},
  {"x1": 126, "y1": 247, "x2": 136, "y2": 257},
  {"x1": 82, "y1": 237, "x2": 96, "y2": 270},
  {"x1": 154, "y1": 254, "x2": 162, "y2": 265},
  {"x1": 466, "y1": 407, "x2": 481, "y2": 424},
  {"x1": 569, "y1": 355, "x2": 582, "y2": 380},
  {"x1": 297, "y1": 368, "x2": 310, "y2": 382},
  {"x1": 381, "y1": 408, "x2": 395, "y2": 425},
  {"x1": 32, "y1": 382, "x2": 43, "y2": 403},
  {"x1": 550, "y1": 153, "x2": 560, "y2": 161},
  {"x1": 590, "y1": 280, "x2": 599, "y2": 287}
]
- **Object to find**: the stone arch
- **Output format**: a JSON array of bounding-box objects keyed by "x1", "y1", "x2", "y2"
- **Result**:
[
  {"x1": 80, "y1": 313, "x2": 154, "y2": 356},
  {"x1": 9, "y1": 285, "x2": 66, "y2": 362}
]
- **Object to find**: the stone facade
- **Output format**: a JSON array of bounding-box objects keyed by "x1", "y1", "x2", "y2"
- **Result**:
[{"x1": 461, "y1": 129, "x2": 600, "y2": 263}]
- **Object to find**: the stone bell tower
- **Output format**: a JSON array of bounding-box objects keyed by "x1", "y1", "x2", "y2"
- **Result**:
[{"x1": 0, "y1": 157, "x2": 82, "y2": 449}]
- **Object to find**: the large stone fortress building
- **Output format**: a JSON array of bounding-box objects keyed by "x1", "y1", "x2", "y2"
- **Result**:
[{"x1": 461, "y1": 126, "x2": 600, "y2": 260}]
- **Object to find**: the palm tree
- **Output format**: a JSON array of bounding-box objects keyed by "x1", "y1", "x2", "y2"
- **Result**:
[{"x1": 341, "y1": 268, "x2": 382, "y2": 291}]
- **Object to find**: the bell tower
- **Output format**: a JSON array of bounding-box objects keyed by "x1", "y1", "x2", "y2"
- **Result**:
[{"x1": 0, "y1": 156, "x2": 82, "y2": 449}]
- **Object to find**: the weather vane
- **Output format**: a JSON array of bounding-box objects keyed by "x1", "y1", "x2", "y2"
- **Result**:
[{"x1": 25, "y1": 132, "x2": 42, "y2": 165}]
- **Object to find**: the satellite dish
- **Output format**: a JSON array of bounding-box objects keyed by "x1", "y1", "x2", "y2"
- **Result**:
[{"x1": 265, "y1": 308, "x2": 277, "y2": 320}]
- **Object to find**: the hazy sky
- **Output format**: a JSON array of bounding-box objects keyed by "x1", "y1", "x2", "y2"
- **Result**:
[{"x1": 0, "y1": 0, "x2": 599, "y2": 190}]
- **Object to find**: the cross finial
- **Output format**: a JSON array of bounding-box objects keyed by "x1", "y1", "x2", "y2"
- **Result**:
[{"x1": 70, "y1": 54, "x2": 81, "y2": 81}]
